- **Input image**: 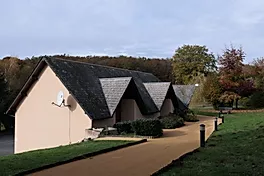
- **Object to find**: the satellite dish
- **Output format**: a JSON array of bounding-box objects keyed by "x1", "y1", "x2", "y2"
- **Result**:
[{"x1": 56, "y1": 91, "x2": 64, "y2": 106}]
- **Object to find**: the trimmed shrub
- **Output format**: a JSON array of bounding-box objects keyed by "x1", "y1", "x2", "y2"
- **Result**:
[
  {"x1": 160, "y1": 116, "x2": 185, "y2": 129},
  {"x1": 238, "y1": 92, "x2": 264, "y2": 109},
  {"x1": 131, "y1": 118, "x2": 163, "y2": 137},
  {"x1": 247, "y1": 92, "x2": 264, "y2": 109},
  {"x1": 239, "y1": 97, "x2": 251, "y2": 108},
  {"x1": 177, "y1": 117, "x2": 185, "y2": 126},
  {"x1": 113, "y1": 121, "x2": 133, "y2": 134},
  {"x1": 184, "y1": 114, "x2": 199, "y2": 122},
  {"x1": 183, "y1": 109, "x2": 199, "y2": 122}
]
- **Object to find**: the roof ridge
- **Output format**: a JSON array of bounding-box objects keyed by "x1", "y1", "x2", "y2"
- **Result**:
[
  {"x1": 173, "y1": 84, "x2": 195, "y2": 86},
  {"x1": 99, "y1": 77, "x2": 132, "y2": 80},
  {"x1": 43, "y1": 56, "x2": 156, "y2": 76},
  {"x1": 144, "y1": 82, "x2": 171, "y2": 84}
]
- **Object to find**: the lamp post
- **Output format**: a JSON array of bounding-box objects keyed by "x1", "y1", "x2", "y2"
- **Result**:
[
  {"x1": 214, "y1": 117, "x2": 218, "y2": 131},
  {"x1": 200, "y1": 124, "x2": 205, "y2": 147}
]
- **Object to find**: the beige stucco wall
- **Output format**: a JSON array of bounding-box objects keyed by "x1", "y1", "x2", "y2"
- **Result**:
[
  {"x1": 15, "y1": 66, "x2": 92, "y2": 153},
  {"x1": 121, "y1": 99, "x2": 136, "y2": 121},
  {"x1": 93, "y1": 99, "x2": 144, "y2": 127},
  {"x1": 92, "y1": 99, "x2": 162, "y2": 128},
  {"x1": 92, "y1": 99, "x2": 135, "y2": 127},
  {"x1": 122, "y1": 99, "x2": 159, "y2": 120},
  {"x1": 144, "y1": 112, "x2": 161, "y2": 119},
  {"x1": 92, "y1": 114, "x2": 116, "y2": 128},
  {"x1": 160, "y1": 99, "x2": 174, "y2": 116},
  {"x1": 134, "y1": 99, "x2": 160, "y2": 119}
]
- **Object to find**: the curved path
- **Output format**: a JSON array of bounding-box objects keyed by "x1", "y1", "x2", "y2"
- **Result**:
[{"x1": 31, "y1": 116, "x2": 218, "y2": 176}]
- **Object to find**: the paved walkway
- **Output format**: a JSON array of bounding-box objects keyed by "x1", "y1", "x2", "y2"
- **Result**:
[{"x1": 30, "y1": 116, "x2": 218, "y2": 176}]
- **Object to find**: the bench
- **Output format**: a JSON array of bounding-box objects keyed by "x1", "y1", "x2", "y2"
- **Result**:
[{"x1": 219, "y1": 107, "x2": 233, "y2": 114}]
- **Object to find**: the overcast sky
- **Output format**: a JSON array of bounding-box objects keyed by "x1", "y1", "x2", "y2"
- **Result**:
[{"x1": 1, "y1": 0, "x2": 264, "y2": 63}]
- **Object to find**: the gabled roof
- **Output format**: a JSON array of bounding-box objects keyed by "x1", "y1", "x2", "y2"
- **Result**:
[
  {"x1": 99, "y1": 77, "x2": 132, "y2": 116},
  {"x1": 143, "y1": 82, "x2": 171, "y2": 110},
  {"x1": 7, "y1": 57, "x2": 159, "y2": 120},
  {"x1": 172, "y1": 85, "x2": 196, "y2": 107}
]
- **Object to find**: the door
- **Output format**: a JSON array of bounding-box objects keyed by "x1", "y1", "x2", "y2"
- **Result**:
[{"x1": 116, "y1": 103, "x2": 122, "y2": 123}]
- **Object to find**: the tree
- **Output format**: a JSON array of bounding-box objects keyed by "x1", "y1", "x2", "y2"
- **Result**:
[
  {"x1": 218, "y1": 46, "x2": 254, "y2": 108},
  {"x1": 202, "y1": 73, "x2": 223, "y2": 108},
  {"x1": 0, "y1": 70, "x2": 8, "y2": 114},
  {"x1": 172, "y1": 45, "x2": 217, "y2": 84},
  {"x1": 252, "y1": 58, "x2": 264, "y2": 90}
]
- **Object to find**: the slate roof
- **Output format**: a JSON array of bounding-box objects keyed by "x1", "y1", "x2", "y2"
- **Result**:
[
  {"x1": 99, "y1": 77, "x2": 132, "y2": 116},
  {"x1": 172, "y1": 85, "x2": 196, "y2": 107},
  {"x1": 11, "y1": 56, "x2": 158, "y2": 120},
  {"x1": 143, "y1": 82, "x2": 171, "y2": 110},
  {"x1": 9, "y1": 56, "x2": 200, "y2": 120}
]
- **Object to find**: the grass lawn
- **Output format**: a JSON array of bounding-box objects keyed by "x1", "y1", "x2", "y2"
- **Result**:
[
  {"x1": 0, "y1": 140, "x2": 132, "y2": 176},
  {"x1": 159, "y1": 112, "x2": 264, "y2": 176},
  {"x1": 192, "y1": 108, "x2": 219, "y2": 117}
]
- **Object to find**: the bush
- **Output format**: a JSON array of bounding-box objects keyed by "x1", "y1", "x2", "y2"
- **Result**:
[
  {"x1": 184, "y1": 114, "x2": 199, "y2": 122},
  {"x1": 239, "y1": 97, "x2": 251, "y2": 108},
  {"x1": 113, "y1": 121, "x2": 133, "y2": 134},
  {"x1": 160, "y1": 116, "x2": 185, "y2": 129},
  {"x1": 131, "y1": 118, "x2": 163, "y2": 137},
  {"x1": 183, "y1": 110, "x2": 199, "y2": 122},
  {"x1": 247, "y1": 92, "x2": 264, "y2": 109},
  {"x1": 238, "y1": 92, "x2": 264, "y2": 109}
]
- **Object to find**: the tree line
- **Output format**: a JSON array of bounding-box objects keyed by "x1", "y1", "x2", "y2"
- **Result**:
[
  {"x1": 172, "y1": 45, "x2": 264, "y2": 109},
  {"x1": 1, "y1": 44, "x2": 264, "y2": 130}
]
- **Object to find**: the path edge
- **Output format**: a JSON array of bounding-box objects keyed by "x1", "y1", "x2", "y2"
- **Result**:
[
  {"x1": 15, "y1": 139, "x2": 147, "y2": 176},
  {"x1": 151, "y1": 121, "x2": 223, "y2": 175}
]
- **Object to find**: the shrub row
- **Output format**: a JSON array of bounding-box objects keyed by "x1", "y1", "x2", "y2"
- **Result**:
[
  {"x1": 113, "y1": 121, "x2": 133, "y2": 134},
  {"x1": 184, "y1": 110, "x2": 199, "y2": 122},
  {"x1": 184, "y1": 114, "x2": 199, "y2": 122},
  {"x1": 114, "y1": 118, "x2": 163, "y2": 137},
  {"x1": 239, "y1": 92, "x2": 264, "y2": 109},
  {"x1": 160, "y1": 115, "x2": 185, "y2": 129}
]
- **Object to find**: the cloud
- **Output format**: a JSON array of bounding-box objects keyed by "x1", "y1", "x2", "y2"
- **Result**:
[
  {"x1": 230, "y1": 0, "x2": 264, "y2": 27},
  {"x1": 0, "y1": 0, "x2": 264, "y2": 63}
]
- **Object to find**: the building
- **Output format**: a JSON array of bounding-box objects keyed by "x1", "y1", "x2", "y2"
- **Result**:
[{"x1": 6, "y1": 57, "x2": 188, "y2": 153}]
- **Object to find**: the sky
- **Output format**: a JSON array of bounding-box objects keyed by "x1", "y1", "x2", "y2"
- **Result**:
[{"x1": 1, "y1": 0, "x2": 264, "y2": 63}]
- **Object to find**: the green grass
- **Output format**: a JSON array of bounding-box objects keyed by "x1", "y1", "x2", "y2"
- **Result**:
[
  {"x1": 159, "y1": 112, "x2": 264, "y2": 176},
  {"x1": 0, "y1": 140, "x2": 132, "y2": 176},
  {"x1": 192, "y1": 108, "x2": 219, "y2": 117}
]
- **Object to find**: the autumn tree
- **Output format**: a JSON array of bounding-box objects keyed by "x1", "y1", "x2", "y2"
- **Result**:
[
  {"x1": 202, "y1": 73, "x2": 223, "y2": 108},
  {"x1": 172, "y1": 45, "x2": 217, "y2": 84},
  {"x1": 0, "y1": 71, "x2": 7, "y2": 114},
  {"x1": 252, "y1": 58, "x2": 264, "y2": 90},
  {"x1": 218, "y1": 46, "x2": 254, "y2": 108}
]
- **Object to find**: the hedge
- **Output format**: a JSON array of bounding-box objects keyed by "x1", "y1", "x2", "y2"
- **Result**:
[
  {"x1": 240, "y1": 92, "x2": 264, "y2": 109},
  {"x1": 160, "y1": 116, "x2": 185, "y2": 129},
  {"x1": 114, "y1": 118, "x2": 163, "y2": 137},
  {"x1": 113, "y1": 121, "x2": 133, "y2": 134},
  {"x1": 131, "y1": 118, "x2": 163, "y2": 137}
]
